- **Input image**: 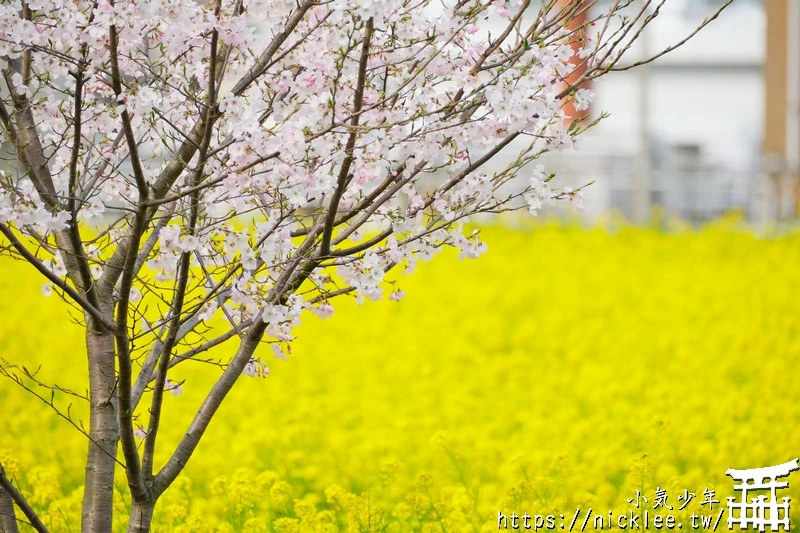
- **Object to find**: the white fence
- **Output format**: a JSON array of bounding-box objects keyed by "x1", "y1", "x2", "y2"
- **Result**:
[{"x1": 539, "y1": 152, "x2": 770, "y2": 223}]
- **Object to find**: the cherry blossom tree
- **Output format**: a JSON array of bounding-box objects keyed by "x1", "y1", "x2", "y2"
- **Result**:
[{"x1": 0, "y1": 0, "x2": 728, "y2": 531}]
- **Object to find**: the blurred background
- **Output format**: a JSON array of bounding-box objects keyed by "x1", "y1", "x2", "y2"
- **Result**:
[{"x1": 543, "y1": 0, "x2": 800, "y2": 225}]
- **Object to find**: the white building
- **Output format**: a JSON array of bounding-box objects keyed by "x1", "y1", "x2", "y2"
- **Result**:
[{"x1": 545, "y1": 0, "x2": 767, "y2": 222}]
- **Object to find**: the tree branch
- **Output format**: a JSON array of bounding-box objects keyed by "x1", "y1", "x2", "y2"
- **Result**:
[
  {"x1": 64, "y1": 63, "x2": 102, "y2": 313},
  {"x1": 0, "y1": 224, "x2": 116, "y2": 333},
  {"x1": 229, "y1": 0, "x2": 318, "y2": 97},
  {"x1": 142, "y1": 11, "x2": 221, "y2": 481},
  {"x1": 0, "y1": 463, "x2": 48, "y2": 533},
  {"x1": 320, "y1": 16, "x2": 374, "y2": 256},
  {"x1": 154, "y1": 231, "x2": 321, "y2": 493}
]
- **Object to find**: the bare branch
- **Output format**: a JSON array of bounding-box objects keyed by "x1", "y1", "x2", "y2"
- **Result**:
[
  {"x1": 0, "y1": 463, "x2": 47, "y2": 533},
  {"x1": 606, "y1": 0, "x2": 733, "y2": 72},
  {"x1": 0, "y1": 224, "x2": 116, "y2": 333}
]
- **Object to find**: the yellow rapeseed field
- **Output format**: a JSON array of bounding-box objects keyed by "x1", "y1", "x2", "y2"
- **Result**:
[{"x1": 2, "y1": 217, "x2": 800, "y2": 532}]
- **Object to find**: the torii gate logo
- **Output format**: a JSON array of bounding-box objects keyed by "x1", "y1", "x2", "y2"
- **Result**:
[{"x1": 726, "y1": 459, "x2": 799, "y2": 531}]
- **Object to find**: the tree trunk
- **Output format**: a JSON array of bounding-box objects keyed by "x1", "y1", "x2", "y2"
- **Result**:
[
  {"x1": 127, "y1": 501, "x2": 155, "y2": 533},
  {"x1": 81, "y1": 322, "x2": 119, "y2": 533},
  {"x1": 0, "y1": 484, "x2": 19, "y2": 533}
]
